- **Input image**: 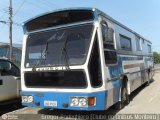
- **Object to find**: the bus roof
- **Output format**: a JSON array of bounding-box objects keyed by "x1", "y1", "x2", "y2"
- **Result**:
[
  {"x1": 23, "y1": 7, "x2": 151, "y2": 44},
  {"x1": 23, "y1": 7, "x2": 95, "y2": 26}
]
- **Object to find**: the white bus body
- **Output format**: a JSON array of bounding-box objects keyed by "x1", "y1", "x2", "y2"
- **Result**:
[{"x1": 21, "y1": 8, "x2": 153, "y2": 111}]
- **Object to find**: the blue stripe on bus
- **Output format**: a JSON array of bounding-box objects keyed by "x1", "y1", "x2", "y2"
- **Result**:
[
  {"x1": 20, "y1": 90, "x2": 107, "y2": 111},
  {"x1": 109, "y1": 56, "x2": 143, "y2": 78}
]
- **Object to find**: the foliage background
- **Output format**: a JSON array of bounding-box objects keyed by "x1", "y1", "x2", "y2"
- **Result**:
[{"x1": 153, "y1": 52, "x2": 160, "y2": 63}]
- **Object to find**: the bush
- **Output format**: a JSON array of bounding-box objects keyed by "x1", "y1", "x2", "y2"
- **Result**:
[{"x1": 153, "y1": 52, "x2": 160, "y2": 64}]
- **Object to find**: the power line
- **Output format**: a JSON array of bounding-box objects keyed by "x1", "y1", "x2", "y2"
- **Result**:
[
  {"x1": 0, "y1": 8, "x2": 9, "y2": 20},
  {"x1": 38, "y1": 0, "x2": 54, "y2": 8},
  {"x1": 0, "y1": 21, "x2": 7, "y2": 24},
  {"x1": 38, "y1": 0, "x2": 58, "y2": 9},
  {"x1": 0, "y1": 10, "x2": 5, "y2": 30},
  {"x1": 12, "y1": 21, "x2": 22, "y2": 26},
  {"x1": 0, "y1": 8, "x2": 10, "y2": 30},
  {"x1": 13, "y1": 0, "x2": 26, "y2": 17},
  {"x1": 45, "y1": 0, "x2": 60, "y2": 8},
  {"x1": 3, "y1": 8, "x2": 9, "y2": 14},
  {"x1": 25, "y1": 1, "x2": 50, "y2": 10},
  {"x1": 0, "y1": 20, "x2": 22, "y2": 26},
  {"x1": 25, "y1": 0, "x2": 59, "y2": 12}
]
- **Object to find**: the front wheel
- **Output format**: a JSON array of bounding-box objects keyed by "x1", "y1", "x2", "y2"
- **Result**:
[{"x1": 114, "y1": 86, "x2": 130, "y2": 110}]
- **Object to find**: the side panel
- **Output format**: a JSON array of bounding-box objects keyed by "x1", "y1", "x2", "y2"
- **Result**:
[
  {"x1": 0, "y1": 76, "x2": 18, "y2": 101},
  {"x1": 103, "y1": 18, "x2": 153, "y2": 108},
  {"x1": 106, "y1": 79, "x2": 121, "y2": 108},
  {"x1": 106, "y1": 55, "x2": 149, "y2": 107},
  {"x1": 123, "y1": 59, "x2": 145, "y2": 92}
]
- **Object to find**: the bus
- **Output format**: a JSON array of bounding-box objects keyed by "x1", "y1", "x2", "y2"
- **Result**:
[{"x1": 21, "y1": 8, "x2": 154, "y2": 111}]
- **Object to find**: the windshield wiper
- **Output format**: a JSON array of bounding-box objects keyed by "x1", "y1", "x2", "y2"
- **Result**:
[
  {"x1": 32, "y1": 59, "x2": 41, "y2": 71},
  {"x1": 60, "y1": 38, "x2": 70, "y2": 71},
  {"x1": 32, "y1": 32, "x2": 66, "y2": 71},
  {"x1": 43, "y1": 41, "x2": 49, "y2": 59},
  {"x1": 32, "y1": 41, "x2": 49, "y2": 71}
]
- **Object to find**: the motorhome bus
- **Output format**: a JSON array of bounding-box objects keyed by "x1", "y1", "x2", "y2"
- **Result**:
[{"x1": 21, "y1": 8, "x2": 153, "y2": 111}]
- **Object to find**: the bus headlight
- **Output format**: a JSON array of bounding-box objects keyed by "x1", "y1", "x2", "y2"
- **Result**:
[
  {"x1": 70, "y1": 97, "x2": 95, "y2": 107},
  {"x1": 79, "y1": 98, "x2": 87, "y2": 106},
  {"x1": 70, "y1": 97, "x2": 79, "y2": 106},
  {"x1": 22, "y1": 95, "x2": 34, "y2": 103},
  {"x1": 28, "y1": 96, "x2": 34, "y2": 103},
  {"x1": 22, "y1": 96, "x2": 28, "y2": 103}
]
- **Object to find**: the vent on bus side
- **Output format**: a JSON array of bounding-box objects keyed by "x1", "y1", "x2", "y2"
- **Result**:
[{"x1": 88, "y1": 33, "x2": 102, "y2": 87}]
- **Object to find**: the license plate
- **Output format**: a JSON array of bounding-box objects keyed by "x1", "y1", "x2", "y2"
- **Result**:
[{"x1": 44, "y1": 101, "x2": 57, "y2": 107}]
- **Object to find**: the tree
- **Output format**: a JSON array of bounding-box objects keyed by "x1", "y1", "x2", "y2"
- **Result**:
[{"x1": 153, "y1": 52, "x2": 160, "y2": 63}]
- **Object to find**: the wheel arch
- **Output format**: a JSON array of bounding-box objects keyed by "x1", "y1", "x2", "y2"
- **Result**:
[{"x1": 120, "y1": 74, "x2": 131, "y2": 95}]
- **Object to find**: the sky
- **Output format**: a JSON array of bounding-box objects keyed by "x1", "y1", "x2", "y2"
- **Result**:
[{"x1": 0, "y1": 0, "x2": 160, "y2": 52}]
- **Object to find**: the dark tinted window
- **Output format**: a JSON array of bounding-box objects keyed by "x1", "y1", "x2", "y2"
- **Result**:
[
  {"x1": 135, "y1": 35, "x2": 141, "y2": 51},
  {"x1": 25, "y1": 24, "x2": 93, "y2": 67},
  {"x1": 101, "y1": 21, "x2": 108, "y2": 42},
  {"x1": 0, "y1": 60, "x2": 20, "y2": 77},
  {"x1": 0, "y1": 60, "x2": 10, "y2": 71},
  {"x1": 120, "y1": 34, "x2": 132, "y2": 51},
  {"x1": 10, "y1": 64, "x2": 20, "y2": 77},
  {"x1": 25, "y1": 10, "x2": 94, "y2": 32},
  {"x1": 24, "y1": 71, "x2": 87, "y2": 88},
  {"x1": 101, "y1": 21, "x2": 117, "y2": 65},
  {"x1": 148, "y1": 44, "x2": 151, "y2": 53},
  {"x1": 104, "y1": 51, "x2": 117, "y2": 64}
]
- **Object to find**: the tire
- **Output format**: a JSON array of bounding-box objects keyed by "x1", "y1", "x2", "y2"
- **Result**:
[
  {"x1": 147, "y1": 71, "x2": 152, "y2": 86},
  {"x1": 114, "y1": 86, "x2": 130, "y2": 110}
]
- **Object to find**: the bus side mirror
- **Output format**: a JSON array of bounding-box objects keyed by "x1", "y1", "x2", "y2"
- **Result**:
[{"x1": 107, "y1": 28, "x2": 114, "y2": 43}]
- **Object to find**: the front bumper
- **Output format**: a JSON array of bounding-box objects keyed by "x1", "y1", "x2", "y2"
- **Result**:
[{"x1": 20, "y1": 91, "x2": 107, "y2": 111}]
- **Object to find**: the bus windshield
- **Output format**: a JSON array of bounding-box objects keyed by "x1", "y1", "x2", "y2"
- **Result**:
[{"x1": 25, "y1": 24, "x2": 93, "y2": 67}]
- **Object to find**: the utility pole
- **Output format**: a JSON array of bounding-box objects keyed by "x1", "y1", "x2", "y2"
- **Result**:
[{"x1": 9, "y1": 0, "x2": 13, "y2": 61}]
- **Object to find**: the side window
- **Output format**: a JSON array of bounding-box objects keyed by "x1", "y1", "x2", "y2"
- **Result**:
[
  {"x1": 104, "y1": 50, "x2": 117, "y2": 64},
  {"x1": 0, "y1": 60, "x2": 20, "y2": 77},
  {"x1": 120, "y1": 34, "x2": 132, "y2": 51},
  {"x1": 147, "y1": 44, "x2": 151, "y2": 53},
  {"x1": 135, "y1": 35, "x2": 141, "y2": 51},
  {"x1": 0, "y1": 60, "x2": 11, "y2": 75},
  {"x1": 10, "y1": 63, "x2": 20, "y2": 77},
  {"x1": 101, "y1": 20, "x2": 117, "y2": 64},
  {"x1": 101, "y1": 21, "x2": 108, "y2": 42}
]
